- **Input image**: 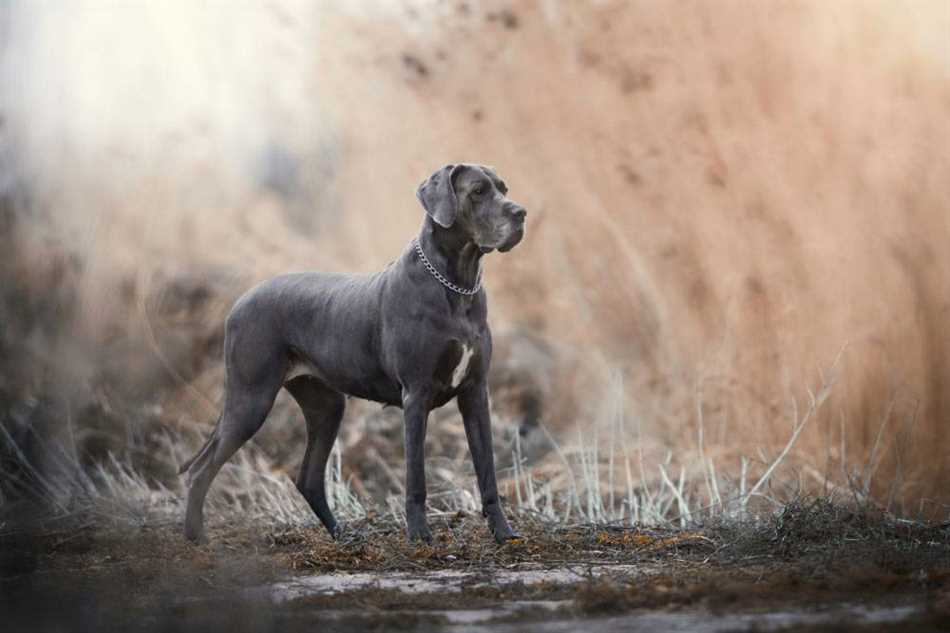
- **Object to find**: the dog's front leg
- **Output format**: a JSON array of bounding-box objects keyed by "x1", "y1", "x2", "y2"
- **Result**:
[
  {"x1": 403, "y1": 391, "x2": 433, "y2": 543},
  {"x1": 458, "y1": 381, "x2": 519, "y2": 543}
]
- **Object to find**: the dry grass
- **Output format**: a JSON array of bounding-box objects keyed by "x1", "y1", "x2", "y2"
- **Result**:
[{"x1": 0, "y1": 339, "x2": 930, "y2": 544}]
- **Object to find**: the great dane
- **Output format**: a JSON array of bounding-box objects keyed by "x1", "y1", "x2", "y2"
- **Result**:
[{"x1": 180, "y1": 163, "x2": 526, "y2": 544}]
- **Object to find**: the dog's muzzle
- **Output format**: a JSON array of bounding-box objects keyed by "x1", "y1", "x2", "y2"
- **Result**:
[
  {"x1": 497, "y1": 224, "x2": 525, "y2": 252},
  {"x1": 497, "y1": 204, "x2": 526, "y2": 253}
]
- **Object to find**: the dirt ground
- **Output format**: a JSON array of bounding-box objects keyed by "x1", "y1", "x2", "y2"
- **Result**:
[{"x1": 3, "y1": 500, "x2": 949, "y2": 632}]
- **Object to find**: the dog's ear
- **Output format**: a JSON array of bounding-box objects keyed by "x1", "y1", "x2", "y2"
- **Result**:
[{"x1": 417, "y1": 164, "x2": 464, "y2": 228}]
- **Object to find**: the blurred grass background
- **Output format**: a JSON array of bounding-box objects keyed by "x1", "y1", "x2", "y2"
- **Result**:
[{"x1": 1, "y1": 0, "x2": 949, "y2": 526}]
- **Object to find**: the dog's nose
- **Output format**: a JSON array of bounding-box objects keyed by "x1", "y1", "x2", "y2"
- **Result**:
[{"x1": 508, "y1": 204, "x2": 527, "y2": 221}]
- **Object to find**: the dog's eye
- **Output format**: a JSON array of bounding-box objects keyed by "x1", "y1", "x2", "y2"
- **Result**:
[{"x1": 472, "y1": 184, "x2": 484, "y2": 196}]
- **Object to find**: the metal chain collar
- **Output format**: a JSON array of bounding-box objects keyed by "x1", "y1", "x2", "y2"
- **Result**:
[{"x1": 412, "y1": 238, "x2": 482, "y2": 295}]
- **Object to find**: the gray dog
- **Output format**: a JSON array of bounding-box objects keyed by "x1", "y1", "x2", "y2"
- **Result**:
[{"x1": 180, "y1": 163, "x2": 526, "y2": 544}]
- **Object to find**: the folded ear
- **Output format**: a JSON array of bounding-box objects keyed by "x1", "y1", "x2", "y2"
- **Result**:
[{"x1": 416, "y1": 164, "x2": 463, "y2": 228}]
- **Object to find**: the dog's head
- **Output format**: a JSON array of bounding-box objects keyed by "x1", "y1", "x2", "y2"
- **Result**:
[{"x1": 416, "y1": 164, "x2": 526, "y2": 253}]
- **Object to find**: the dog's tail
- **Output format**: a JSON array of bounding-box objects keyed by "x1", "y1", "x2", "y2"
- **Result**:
[{"x1": 178, "y1": 414, "x2": 222, "y2": 481}]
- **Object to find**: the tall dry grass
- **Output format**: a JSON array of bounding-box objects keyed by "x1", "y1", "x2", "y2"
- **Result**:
[{"x1": 2, "y1": 0, "x2": 949, "y2": 524}]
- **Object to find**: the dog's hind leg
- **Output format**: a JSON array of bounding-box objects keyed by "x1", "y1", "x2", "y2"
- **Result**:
[
  {"x1": 284, "y1": 376, "x2": 345, "y2": 538},
  {"x1": 182, "y1": 383, "x2": 281, "y2": 543},
  {"x1": 182, "y1": 341, "x2": 285, "y2": 543}
]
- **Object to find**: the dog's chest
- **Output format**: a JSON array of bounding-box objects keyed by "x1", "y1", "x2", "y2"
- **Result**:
[
  {"x1": 434, "y1": 339, "x2": 479, "y2": 391},
  {"x1": 451, "y1": 344, "x2": 475, "y2": 388}
]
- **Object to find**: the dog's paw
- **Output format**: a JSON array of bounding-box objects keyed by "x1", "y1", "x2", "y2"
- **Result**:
[
  {"x1": 407, "y1": 524, "x2": 434, "y2": 544},
  {"x1": 184, "y1": 527, "x2": 207, "y2": 545},
  {"x1": 485, "y1": 510, "x2": 518, "y2": 544},
  {"x1": 492, "y1": 528, "x2": 522, "y2": 545},
  {"x1": 406, "y1": 504, "x2": 433, "y2": 544}
]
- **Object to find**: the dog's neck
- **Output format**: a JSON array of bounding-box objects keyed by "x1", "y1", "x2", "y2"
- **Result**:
[{"x1": 417, "y1": 218, "x2": 484, "y2": 293}]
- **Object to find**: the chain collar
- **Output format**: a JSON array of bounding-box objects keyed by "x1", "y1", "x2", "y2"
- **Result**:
[{"x1": 412, "y1": 238, "x2": 482, "y2": 295}]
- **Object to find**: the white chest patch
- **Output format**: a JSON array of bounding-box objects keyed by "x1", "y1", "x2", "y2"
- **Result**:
[{"x1": 451, "y1": 344, "x2": 475, "y2": 388}]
